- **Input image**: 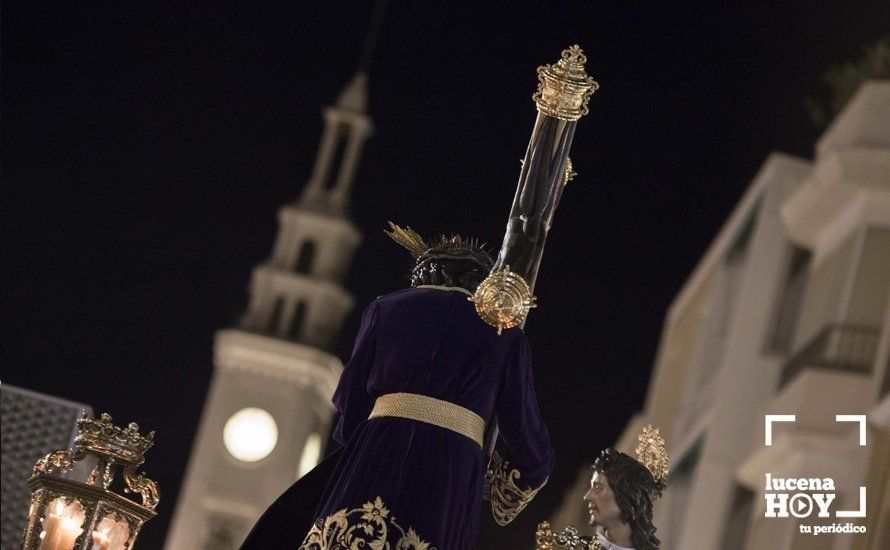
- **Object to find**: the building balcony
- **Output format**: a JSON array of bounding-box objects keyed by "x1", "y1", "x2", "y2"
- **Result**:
[
  {"x1": 779, "y1": 323, "x2": 880, "y2": 389},
  {"x1": 763, "y1": 324, "x2": 879, "y2": 455}
]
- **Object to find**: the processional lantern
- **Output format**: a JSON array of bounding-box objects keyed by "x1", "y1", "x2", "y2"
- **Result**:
[{"x1": 22, "y1": 413, "x2": 159, "y2": 550}]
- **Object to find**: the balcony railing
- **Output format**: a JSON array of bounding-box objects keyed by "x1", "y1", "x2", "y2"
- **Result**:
[{"x1": 779, "y1": 323, "x2": 880, "y2": 389}]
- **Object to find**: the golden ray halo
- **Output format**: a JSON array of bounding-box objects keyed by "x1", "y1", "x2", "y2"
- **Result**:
[{"x1": 384, "y1": 221, "x2": 429, "y2": 258}]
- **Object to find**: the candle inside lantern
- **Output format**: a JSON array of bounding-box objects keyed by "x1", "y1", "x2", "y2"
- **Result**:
[
  {"x1": 39, "y1": 500, "x2": 83, "y2": 550},
  {"x1": 93, "y1": 515, "x2": 131, "y2": 550},
  {"x1": 91, "y1": 530, "x2": 111, "y2": 550}
]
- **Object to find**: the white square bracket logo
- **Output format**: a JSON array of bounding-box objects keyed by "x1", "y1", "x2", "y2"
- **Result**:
[
  {"x1": 764, "y1": 414, "x2": 796, "y2": 446},
  {"x1": 763, "y1": 414, "x2": 868, "y2": 520},
  {"x1": 835, "y1": 414, "x2": 867, "y2": 446}
]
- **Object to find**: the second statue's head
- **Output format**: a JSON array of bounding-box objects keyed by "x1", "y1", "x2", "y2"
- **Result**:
[{"x1": 584, "y1": 448, "x2": 665, "y2": 550}]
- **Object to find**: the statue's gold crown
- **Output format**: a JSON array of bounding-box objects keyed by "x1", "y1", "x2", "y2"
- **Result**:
[
  {"x1": 75, "y1": 412, "x2": 155, "y2": 466},
  {"x1": 385, "y1": 221, "x2": 491, "y2": 260},
  {"x1": 634, "y1": 424, "x2": 669, "y2": 493},
  {"x1": 533, "y1": 45, "x2": 599, "y2": 121}
]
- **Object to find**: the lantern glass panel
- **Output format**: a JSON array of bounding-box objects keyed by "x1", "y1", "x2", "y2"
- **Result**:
[
  {"x1": 38, "y1": 497, "x2": 84, "y2": 550},
  {"x1": 91, "y1": 515, "x2": 130, "y2": 550}
]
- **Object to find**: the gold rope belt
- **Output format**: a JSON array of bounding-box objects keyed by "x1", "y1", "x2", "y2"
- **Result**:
[{"x1": 368, "y1": 392, "x2": 485, "y2": 449}]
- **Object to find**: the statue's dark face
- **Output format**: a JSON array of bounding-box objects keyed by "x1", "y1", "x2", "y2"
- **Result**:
[{"x1": 584, "y1": 471, "x2": 623, "y2": 528}]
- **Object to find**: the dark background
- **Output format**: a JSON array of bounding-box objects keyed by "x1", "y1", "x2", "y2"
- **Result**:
[{"x1": 3, "y1": 2, "x2": 888, "y2": 548}]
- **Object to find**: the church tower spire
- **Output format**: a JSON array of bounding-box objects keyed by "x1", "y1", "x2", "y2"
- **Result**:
[
  {"x1": 238, "y1": 73, "x2": 367, "y2": 349},
  {"x1": 166, "y1": 36, "x2": 379, "y2": 550},
  {"x1": 300, "y1": 71, "x2": 374, "y2": 214},
  {"x1": 298, "y1": 0, "x2": 384, "y2": 215}
]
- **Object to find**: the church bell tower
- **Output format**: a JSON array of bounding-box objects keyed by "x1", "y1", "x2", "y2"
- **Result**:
[{"x1": 165, "y1": 73, "x2": 373, "y2": 550}]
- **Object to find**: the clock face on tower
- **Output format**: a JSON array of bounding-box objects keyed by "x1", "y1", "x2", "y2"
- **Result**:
[{"x1": 223, "y1": 407, "x2": 278, "y2": 463}]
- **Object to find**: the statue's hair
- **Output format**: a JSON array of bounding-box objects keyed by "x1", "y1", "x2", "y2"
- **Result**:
[
  {"x1": 592, "y1": 449, "x2": 660, "y2": 550},
  {"x1": 408, "y1": 234, "x2": 494, "y2": 293}
]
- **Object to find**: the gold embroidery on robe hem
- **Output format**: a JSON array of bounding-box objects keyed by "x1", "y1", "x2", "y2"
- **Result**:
[
  {"x1": 490, "y1": 457, "x2": 547, "y2": 526},
  {"x1": 535, "y1": 521, "x2": 601, "y2": 549},
  {"x1": 299, "y1": 496, "x2": 437, "y2": 550}
]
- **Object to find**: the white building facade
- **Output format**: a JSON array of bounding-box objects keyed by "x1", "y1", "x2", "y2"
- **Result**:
[
  {"x1": 165, "y1": 73, "x2": 372, "y2": 550},
  {"x1": 551, "y1": 81, "x2": 890, "y2": 550}
]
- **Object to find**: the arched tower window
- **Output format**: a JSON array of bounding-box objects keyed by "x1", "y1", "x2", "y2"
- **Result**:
[
  {"x1": 289, "y1": 301, "x2": 307, "y2": 341},
  {"x1": 268, "y1": 297, "x2": 285, "y2": 334},
  {"x1": 297, "y1": 432, "x2": 323, "y2": 478},
  {"x1": 295, "y1": 241, "x2": 316, "y2": 274}
]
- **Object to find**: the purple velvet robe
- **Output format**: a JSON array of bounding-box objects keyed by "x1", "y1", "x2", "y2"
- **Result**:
[{"x1": 301, "y1": 287, "x2": 553, "y2": 549}]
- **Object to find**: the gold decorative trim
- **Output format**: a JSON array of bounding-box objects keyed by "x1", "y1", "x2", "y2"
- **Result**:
[
  {"x1": 469, "y1": 266, "x2": 536, "y2": 335},
  {"x1": 33, "y1": 449, "x2": 87, "y2": 476},
  {"x1": 533, "y1": 45, "x2": 599, "y2": 121},
  {"x1": 300, "y1": 496, "x2": 436, "y2": 549},
  {"x1": 123, "y1": 466, "x2": 160, "y2": 510},
  {"x1": 564, "y1": 157, "x2": 577, "y2": 185},
  {"x1": 634, "y1": 424, "x2": 668, "y2": 493},
  {"x1": 369, "y1": 393, "x2": 485, "y2": 448},
  {"x1": 536, "y1": 522, "x2": 600, "y2": 549},
  {"x1": 416, "y1": 284, "x2": 474, "y2": 297},
  {"x1": 490, "y1": 456, "x2": 547, "y2": 526}
]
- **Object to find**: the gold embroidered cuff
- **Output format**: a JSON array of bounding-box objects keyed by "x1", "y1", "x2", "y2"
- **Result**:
[
  {"x1": 490, "y1": 454, "x2": 548, "y2": 526},
  {"x1": 369, "y1": 392, "x2": 485, "y2": 449}
]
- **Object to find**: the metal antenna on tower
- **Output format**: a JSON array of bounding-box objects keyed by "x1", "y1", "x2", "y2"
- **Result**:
[{"x1": 357, "y1": 0, "x2": 389, "y2": 74}]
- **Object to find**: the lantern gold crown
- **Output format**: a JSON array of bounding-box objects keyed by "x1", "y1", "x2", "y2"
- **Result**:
[
  {"x1": 533, "y1": 45, "x2": 599, "y2": 121},
  {"x1": 75, "y1": 412, "x2": 155, "y2": 466}
]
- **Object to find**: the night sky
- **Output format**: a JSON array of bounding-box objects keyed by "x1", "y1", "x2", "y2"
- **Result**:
[{"x1": 3, "y1": 2, "x2": 889, "y2": 548}]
